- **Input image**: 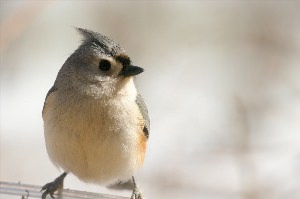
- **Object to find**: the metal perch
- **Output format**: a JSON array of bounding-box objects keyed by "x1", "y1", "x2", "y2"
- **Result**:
[{"x1": 0, "y1": 181, "x2": 129, "y2": 199}]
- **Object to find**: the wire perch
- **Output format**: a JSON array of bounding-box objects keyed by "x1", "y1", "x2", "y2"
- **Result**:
[{"x1": 0, "y1": 181, "x2": 129, "y2": 199}]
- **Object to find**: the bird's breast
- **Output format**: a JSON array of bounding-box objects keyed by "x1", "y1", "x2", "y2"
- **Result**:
[{"x1": 43, "y1": 92, "x2": 145, "y2": 184}]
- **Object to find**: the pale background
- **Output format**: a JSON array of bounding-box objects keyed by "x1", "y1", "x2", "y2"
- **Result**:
[{"x1": 1, "y1": 1, "x2": 300, "y2": 199}]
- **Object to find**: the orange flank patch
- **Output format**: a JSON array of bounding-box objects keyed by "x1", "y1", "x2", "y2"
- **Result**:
[
  {"x1": 136, "y1": 131, "x2": 147, "y2": 168},
  {"x1": 135, "y1": 105, "x2": 148, "y2": 168}
]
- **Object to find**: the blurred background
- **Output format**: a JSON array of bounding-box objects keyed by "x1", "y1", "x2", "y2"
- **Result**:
[{"x1": 1, "y1": 1, "x2": 300, "y2": 199}]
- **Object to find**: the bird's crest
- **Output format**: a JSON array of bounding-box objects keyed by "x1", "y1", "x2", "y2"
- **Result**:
[{"x1": 75, "y1": 27, "x2": 125, "y2": 56}]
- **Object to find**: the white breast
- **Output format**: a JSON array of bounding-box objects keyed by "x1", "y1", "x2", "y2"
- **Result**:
[{"x1": 43, "y1": 80, "x2": 142, "y2": 184}]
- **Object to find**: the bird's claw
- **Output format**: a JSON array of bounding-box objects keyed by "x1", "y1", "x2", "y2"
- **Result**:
[
  {"x1": 131, "y1": 187, "x2": 144, "y2": 199},
  {"x1": 131, "y1": 178, "x2": 145, "y2": 199},
  {"x1": 41, "y1": 182, "x2": 58, "y2": 199},
  {"x1": 41, "y1": 172, "x2": 67, "y2": 199}
]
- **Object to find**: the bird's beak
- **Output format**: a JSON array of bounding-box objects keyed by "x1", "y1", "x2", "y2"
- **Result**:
[{"x1": 119, "y1": 65, "x2": 144, "y2": 77}]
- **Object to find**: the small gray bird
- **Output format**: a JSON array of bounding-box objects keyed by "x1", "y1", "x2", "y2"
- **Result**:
[{"x1": 41, "y1": 28, "x2": 149, "y2": 199}]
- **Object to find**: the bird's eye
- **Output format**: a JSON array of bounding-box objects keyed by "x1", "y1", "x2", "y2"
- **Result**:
[{"x1": 99, "y1": 60, "x2": 111, "y2": 71}]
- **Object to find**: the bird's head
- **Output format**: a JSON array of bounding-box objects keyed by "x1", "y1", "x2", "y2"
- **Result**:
[{"x1": 55, "y1": 28, "x2": 143, "y2": 98}]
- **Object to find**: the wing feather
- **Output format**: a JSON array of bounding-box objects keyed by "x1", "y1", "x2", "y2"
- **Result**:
[
  {"x1": 135, "y1": 93, "x2": 150, "y2": 139},
  {"x1": 42, "y1": 86, "x2": 57, "y2": 115}
]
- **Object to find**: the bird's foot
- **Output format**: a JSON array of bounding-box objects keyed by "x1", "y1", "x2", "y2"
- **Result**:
[
  {"x1": 131, "y1": 176, "x2": 145, "y2": 199},
  {"x1": 41, "y1": 172, "x2": 67, "y2": 199},
  {"x1": 131, "y1": 185, "x2": 145, "y2": 199}
]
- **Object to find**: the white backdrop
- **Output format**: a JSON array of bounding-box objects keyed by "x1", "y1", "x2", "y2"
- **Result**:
[{"x1": 1, "y1": 1, "x2": 300, "y2": 199}]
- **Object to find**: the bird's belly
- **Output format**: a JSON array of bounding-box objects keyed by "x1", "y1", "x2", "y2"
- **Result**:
[{"x1": 44, "y1": 99, "x2": 144, "y2": 184}]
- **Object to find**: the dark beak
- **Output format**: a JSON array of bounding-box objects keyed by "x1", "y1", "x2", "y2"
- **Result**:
[{"x1": 119, "y1": 65, "x2": 144, "y2": 77}]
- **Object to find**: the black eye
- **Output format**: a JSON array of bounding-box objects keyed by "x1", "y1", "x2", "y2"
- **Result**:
[{"x1": 99, "y1": 59, "x2": 111, "y2": 71}]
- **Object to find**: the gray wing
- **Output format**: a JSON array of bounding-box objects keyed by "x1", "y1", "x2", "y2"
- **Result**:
[
  {"x1": 136, "y1": 93, "x2": 150, "y2": 139},
  {"x1": 42, "y1": 85, "x2": 57, "y2": 115}
]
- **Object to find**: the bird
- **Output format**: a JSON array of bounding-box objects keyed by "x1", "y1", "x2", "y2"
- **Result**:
[{"x1": 41, "y1": 28, "x2": 150, "y2": 199}]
